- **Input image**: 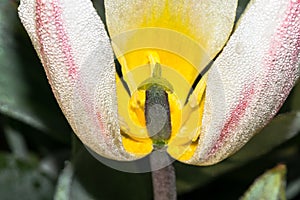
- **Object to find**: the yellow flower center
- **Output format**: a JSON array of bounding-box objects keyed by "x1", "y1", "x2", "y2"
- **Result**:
[{"x1": 114, "y1": 28, "x2": 209, "y2": 161}]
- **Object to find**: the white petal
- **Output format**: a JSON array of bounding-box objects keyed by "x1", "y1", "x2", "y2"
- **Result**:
[
  {"x1": 189, "y1": 0, "x2": 300, "y2": 165},
  {"x1": 18, "y1": 0, "x2": 135, "y2": 160}
]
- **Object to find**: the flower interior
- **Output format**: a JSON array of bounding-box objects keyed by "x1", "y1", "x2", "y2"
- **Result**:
[{"x1": 114, "y1": 27, "x2": 211, "y2": 161}]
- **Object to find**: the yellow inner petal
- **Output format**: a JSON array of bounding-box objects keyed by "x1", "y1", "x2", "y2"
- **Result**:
[
  {"x1": 140, "y1": 1, "x2": 210, "y2": 52},
  {"x1": 116, "y1": 48, "x2": 207, "y2": 161}
]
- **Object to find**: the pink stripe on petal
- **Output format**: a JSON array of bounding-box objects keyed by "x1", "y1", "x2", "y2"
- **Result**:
[
  {"x1": 35, "y1": 0, "x2": 48, "y2": 77},
  {"x1": 267, "y1": 1, "x2": 300, "y2": 68},
  {"x1": 96, "y1": 111, "x2": 113, "y2": 144},
  {"x1": 207, "y1": 0, "x2": 300, "y2": 161},
  {"x1": 264, "y1": 1, "x2": 300, "y2": 111},
  {"x1": 36, "y1": 0, "x2": 78, "y2": 81},
  {"x1": 19, "y1": 0, "x2": 132, "y2": 160},
  {"x1": 207, "y1": 85, "x2": 255, "y2": 157},
  {"x1": 35, "y1": 0, "x2": 108, "y2": 136},
  {"x1": 51, "y1": 1, "x2": 78, "y2": 80}
]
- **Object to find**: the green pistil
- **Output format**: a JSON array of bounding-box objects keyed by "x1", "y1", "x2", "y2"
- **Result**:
[
  {"x1": 153, "y1": 140, "x2": 167, "y2": 149},
  {"x1": 140, "y1": 63, "x2": 173, "y2": 150},
  {"x1": 138, "y1": 63, "x2": 173, "y2": 93}
]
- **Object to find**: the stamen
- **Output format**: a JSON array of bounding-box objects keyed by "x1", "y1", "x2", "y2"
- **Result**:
[
  {"x1": 148, "y1": 51, "x2": 161, "y2": 74},
  {"x1": 152, "y1": 63, "x2": 162, "y2": 78}
]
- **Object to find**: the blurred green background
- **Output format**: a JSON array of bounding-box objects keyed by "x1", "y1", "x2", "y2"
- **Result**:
[{"x1": 0, "y1": 0, "x2": 300, "y2": 199}]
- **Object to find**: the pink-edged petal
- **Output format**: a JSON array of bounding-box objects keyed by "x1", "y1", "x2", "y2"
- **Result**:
[
  {"x1": 18, "y1": 0, "x2": 135, "y2": 160},
  {"x1": 188, "y1": 0, "x2": 300, "y2": 165}
]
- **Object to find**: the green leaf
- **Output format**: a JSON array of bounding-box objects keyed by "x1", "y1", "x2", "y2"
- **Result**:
[
  {"x1": 54, "y1": 162, "x2": 73, "y2": 200},
  {"x1": 4, "y1": 125, "x2": 28, "y2": 159},
  {"x1": 176, "y1": 112, "x2": 300, "y2": 194},
  {"x1": 0, "y1": 153, "x2": 54, "y2": 200},
  {"x1": 241, "y1": 164, "x2": 286, "y2": 200},
  {"x1": 0, "y1": 1, "x2": 71, "y2": 142}
]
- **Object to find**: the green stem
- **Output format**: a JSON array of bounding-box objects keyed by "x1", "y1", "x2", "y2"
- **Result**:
[{"x1": 151, "y1": 163, "x2": 177, "y2": 200}]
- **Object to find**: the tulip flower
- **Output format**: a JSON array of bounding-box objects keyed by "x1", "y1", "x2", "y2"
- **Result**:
[{"x1": 18, "y1": 0, "x2": 300, "y2": 167}]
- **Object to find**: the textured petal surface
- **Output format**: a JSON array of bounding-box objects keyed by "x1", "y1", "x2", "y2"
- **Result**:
[
  {"x1": 18, "y1": 0, "x2": 135, "y2": 160},
  {"x1": 105, "y1": 0, "x2": 237, "y2": 58},
  {"x1": 188, "y1": 0, "x2": 300, "y2": 165}
]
